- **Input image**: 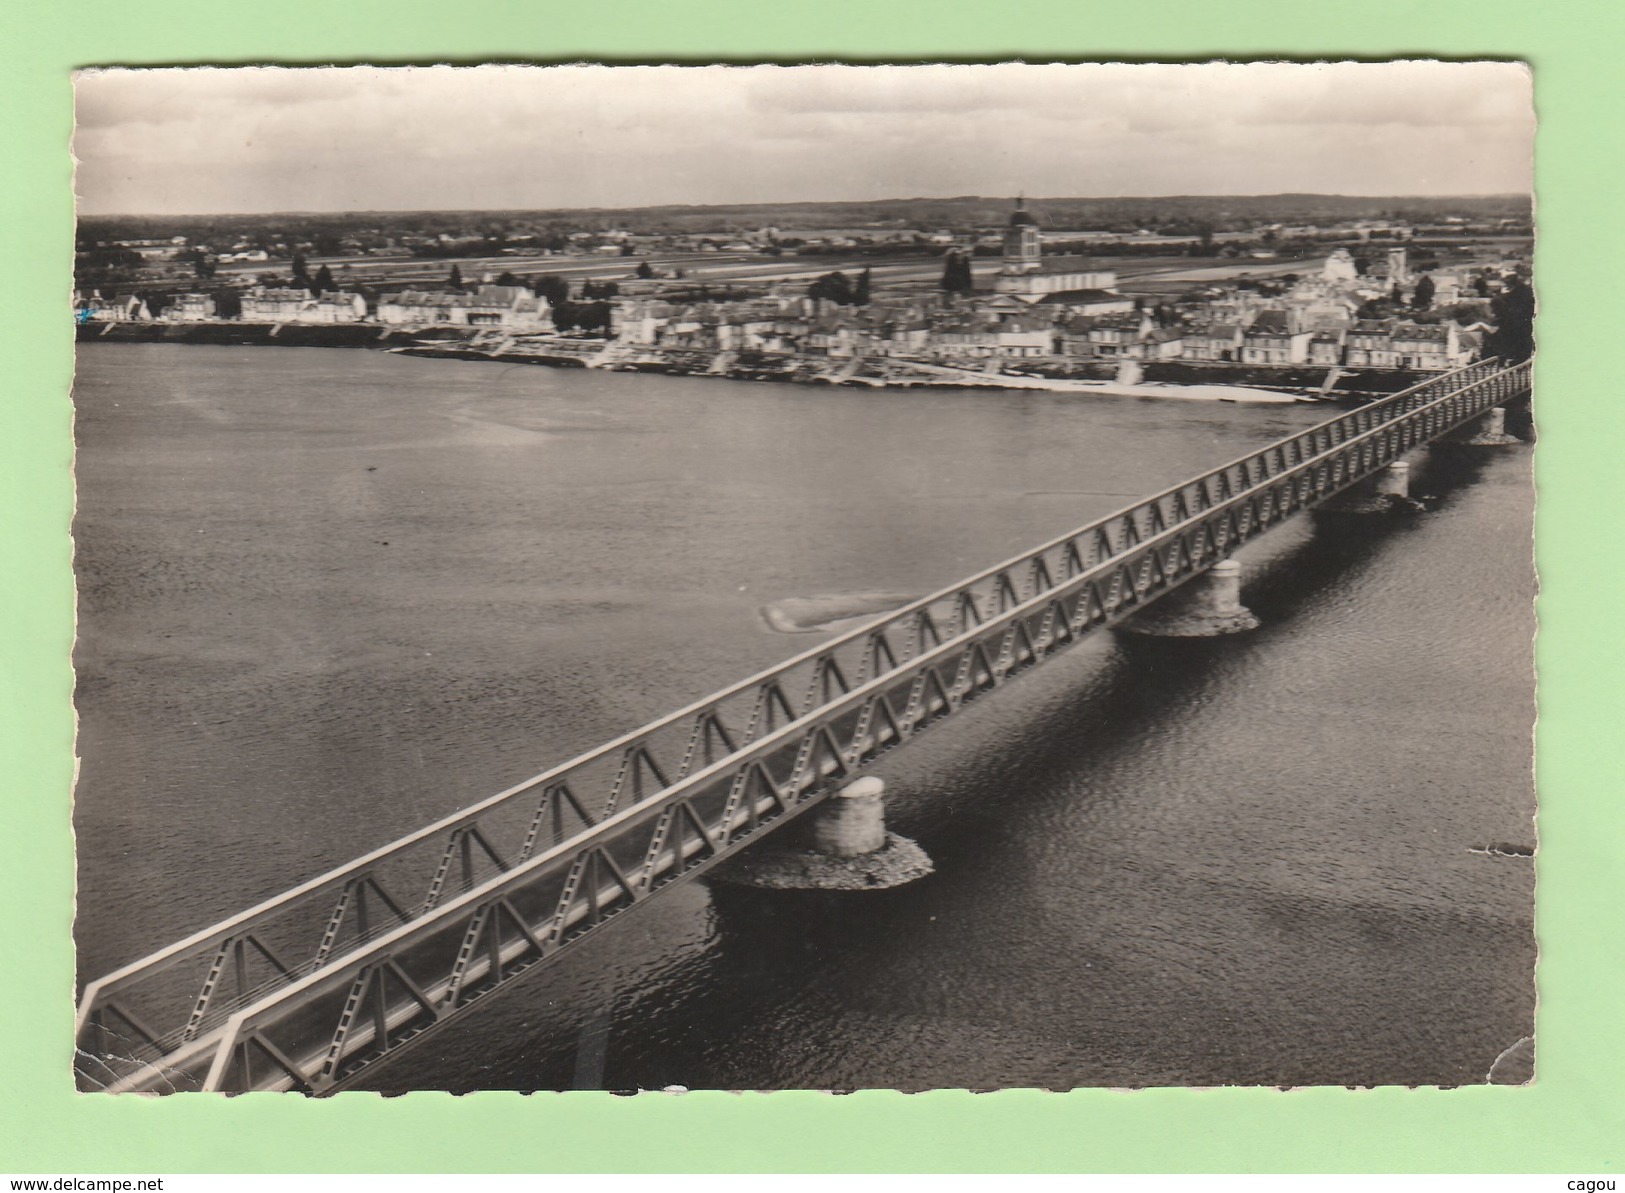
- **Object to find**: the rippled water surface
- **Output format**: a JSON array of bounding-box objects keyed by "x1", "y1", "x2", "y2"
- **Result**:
[{"x1": 72, "y1": 344, "x2": 1536, "y2": 1090}]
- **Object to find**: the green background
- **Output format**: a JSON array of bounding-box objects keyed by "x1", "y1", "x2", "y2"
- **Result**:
[{"x1": 2, "y1": 0, "x2": 1619, "y2": 1172}]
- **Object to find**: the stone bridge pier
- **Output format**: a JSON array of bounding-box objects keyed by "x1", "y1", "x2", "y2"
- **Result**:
[
  {"x1": 711, "y1": 777, "x2": 933, "y2": 890},
  {"x1": 1319, "y1": 459, "x2": 1417, "y2": 515},
  {"x1": 1122, "y1": 558, "x2": 1260, "y2": 638},
  {"x1": 1455, "y1": 405, "x2": 1521, "y2": 446}
]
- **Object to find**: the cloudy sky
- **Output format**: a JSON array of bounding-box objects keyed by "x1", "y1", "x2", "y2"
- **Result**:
[{"x1": 73, "y1": 62, "x2": 1534, "y2": 215}]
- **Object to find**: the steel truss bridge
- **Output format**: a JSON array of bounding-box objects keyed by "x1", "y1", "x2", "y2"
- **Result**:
[{"x1": 75, "y1": 357, "x2": 1532, "y2": 1094}]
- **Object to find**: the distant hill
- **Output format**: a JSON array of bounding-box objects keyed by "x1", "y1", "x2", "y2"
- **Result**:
[
  {"x1": 550, "y1": 193, "x2": 1532, "y2": 233},
  {"x1": 80, "y1": 194, "x2": 1532, "y2": 244}
]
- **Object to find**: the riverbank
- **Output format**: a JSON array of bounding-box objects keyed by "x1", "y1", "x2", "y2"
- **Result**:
[{"x1": 76, "y1": 320, "x2": 1434, "y2": 400}]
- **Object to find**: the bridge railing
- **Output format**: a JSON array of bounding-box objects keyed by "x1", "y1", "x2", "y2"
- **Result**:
[{"x1": 75, "y1": 358, "x2": 1530, "y2": 1092}]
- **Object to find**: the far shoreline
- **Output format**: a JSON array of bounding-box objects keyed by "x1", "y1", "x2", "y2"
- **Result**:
[{"x1": 74, "y1": 320, "x2": 1436, "y2": 403}]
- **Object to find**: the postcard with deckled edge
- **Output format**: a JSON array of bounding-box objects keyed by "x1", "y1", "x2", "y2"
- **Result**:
[{"x1": 69, "y1": 62, "x2": 1536, "y2": 1094}]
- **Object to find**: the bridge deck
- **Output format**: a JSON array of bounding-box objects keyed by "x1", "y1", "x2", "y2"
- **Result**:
[{"x1": 74, "y1": 358, "x2": 1531, "y2": 1093}]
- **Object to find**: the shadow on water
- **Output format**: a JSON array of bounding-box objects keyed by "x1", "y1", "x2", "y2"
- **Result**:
[
  {"x1": 494, "y1": 643, "x2": 1247, "y2": 1090},
  {"x1": 1243, "y1": 443, "x2": 1498, "y2": 623}
]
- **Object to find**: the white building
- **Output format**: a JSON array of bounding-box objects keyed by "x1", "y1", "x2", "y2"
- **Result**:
[
  {"x1": 239, "y1": 287, "x2": 314, "y2": 321},
  {"x1": 1323, "y1": 248, "x2": 1360, "y2": 284},
  {"x1": 293, "y1": 292, "x2": 368, "y2": 324},
  {"x1": 240, "y1": 286, "x2": 368, "y2": 323},
  {"x1": 165, "y1": 293, "x2": 217, "y2": 322},
  {"x1": 377, "y1": 286, "x2": 550, "y2": 330},
  {"x1": 80, "y1": 292, "x2": 149, "y2": 322}
]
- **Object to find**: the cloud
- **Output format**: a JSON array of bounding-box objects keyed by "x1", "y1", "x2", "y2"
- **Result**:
[{"x1": 71, "y1": 63, "x2": 1534, "y2": 215}]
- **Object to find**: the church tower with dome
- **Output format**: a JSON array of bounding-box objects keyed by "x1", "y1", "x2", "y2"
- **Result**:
[
  {"x1": 992, "y1": 196, "x2": 1119, "y2": 301},
  {"x1": 1002, "y1": 196, "x2": 1043, "y2": 272}
]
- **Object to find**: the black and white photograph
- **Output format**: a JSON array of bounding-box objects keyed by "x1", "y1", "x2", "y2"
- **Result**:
[{"x1": 70, "y1": 61, "x2": 1537, "y2": 1095}]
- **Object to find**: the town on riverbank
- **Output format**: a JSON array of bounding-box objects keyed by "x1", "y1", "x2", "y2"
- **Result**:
[{"x1": 74, "y1": 195, "x2": 1534, "y2": 399}]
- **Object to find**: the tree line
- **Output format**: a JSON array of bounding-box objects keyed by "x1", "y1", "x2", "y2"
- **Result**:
[{"x1": 807, "y1": 268, "x2": 873, "y2": 306}]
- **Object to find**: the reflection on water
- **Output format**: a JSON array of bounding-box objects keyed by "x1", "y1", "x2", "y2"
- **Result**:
[{"x1": 72, "y1": 345, "x2": 1535, "y2": 1090}]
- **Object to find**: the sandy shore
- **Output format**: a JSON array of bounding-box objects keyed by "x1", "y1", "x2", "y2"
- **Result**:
[
  {"x1": 760, "y1": 592, "x2": 919, "y2": 634},
  {"x1": 899, "y1": 358, "x2": 1307, "y2": 402}
]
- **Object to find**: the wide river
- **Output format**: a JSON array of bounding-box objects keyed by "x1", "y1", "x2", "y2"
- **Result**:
[{"x1": 72, "y1": 343, "x2": 1536, "y2": 1091}]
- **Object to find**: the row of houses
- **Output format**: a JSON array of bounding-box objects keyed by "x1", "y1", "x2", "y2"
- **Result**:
[
  {"x1": 1058, "y1": 310, "x2": 1474, "y2": 370},
  {"x1": 615, "y1": 298, "x2": 1478, "y2": 370},
  {"x1": 76, "y1": 287, "x2": 1482, "y2": 371},
  {"x1": 617, "y1": 298, "x2": 936, "y2": 357},
  {"x1": 77, "y1": 285, "x2": 553, "y2": 330}
]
